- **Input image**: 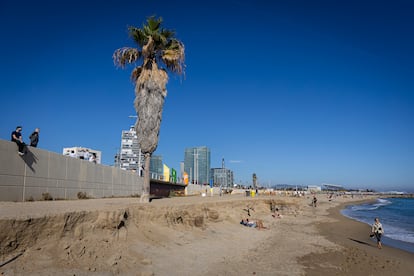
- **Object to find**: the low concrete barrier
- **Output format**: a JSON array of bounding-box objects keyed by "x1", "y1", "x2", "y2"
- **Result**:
[{"x1": 0, "y1": 139, "x2": 144, "y2": 201}]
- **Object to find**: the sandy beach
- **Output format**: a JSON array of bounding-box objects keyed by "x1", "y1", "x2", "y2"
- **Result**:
[
  {"x1": 300, "y1": 199, "x2": 414, "y2": 275},
  {"x1": 0, "y1": 193, "x2": 413, "y2": 275}
]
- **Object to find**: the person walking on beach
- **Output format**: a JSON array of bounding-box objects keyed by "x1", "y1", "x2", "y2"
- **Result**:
[
  {"x1": 312, "y1": 195, "x2": 318, "y2": 207},
  {"x1": 371, "y1": 217, "x2": 384, "y2": 249},
  {"x1": 29, "y1": 128, "x2": 40, "y2": 147},
  {"x1": 11, "y1": 126, "x2": 26, "y2": 155}
]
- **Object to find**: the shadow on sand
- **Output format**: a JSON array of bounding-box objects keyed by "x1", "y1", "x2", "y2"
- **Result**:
[{"x1": 348, "y1": 238, "x2": 374, "y2": 247}]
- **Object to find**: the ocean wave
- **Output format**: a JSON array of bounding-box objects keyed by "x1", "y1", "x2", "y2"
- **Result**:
[
  {"x1": 350, "y1": 198, "x2": 391, "y2": 211},
  {"x1": 342, "y1": 198, "x2": 414, "y2": 251},
  {"x1": 382, "y1": 219, "x2": 414, "y2": 243},
  {"x1": 340, "y1": 210, "x2": 372, "y2": 224},
  {"x1": 386, "y1": 232, "x2": 414, "y2": 244},
  {"x1": 351, "y1": 205, "x2": 377, "y2": 211}
]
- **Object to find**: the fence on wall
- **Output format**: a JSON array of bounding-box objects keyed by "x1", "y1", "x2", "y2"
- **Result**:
[{"x1": 0, "y1": 139, "x2": 144, "y2": 202}]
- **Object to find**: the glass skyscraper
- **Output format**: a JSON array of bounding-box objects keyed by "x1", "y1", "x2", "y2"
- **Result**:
[
  {"x1": 150, "y1": 155, "x2": 163, "y2": 179},
  {"x1": 184, "y1": 146, "x2": 210, "y2": 185}
]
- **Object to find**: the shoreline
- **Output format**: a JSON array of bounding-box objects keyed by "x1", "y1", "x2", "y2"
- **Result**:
[
  {"x1": 340, "y1": 198, "x2": 414, "y2": 254},
  {"x1": 300, "y1": 198, "x2": 414, "y2": 275}
]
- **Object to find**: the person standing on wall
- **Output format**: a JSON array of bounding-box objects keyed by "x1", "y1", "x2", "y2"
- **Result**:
[
  {"x1": 29, "y1": 128, "x2": 40, "y2": 147},
  {"x1": 11, "y1": 126, "x2": 26, "y2": 155}
]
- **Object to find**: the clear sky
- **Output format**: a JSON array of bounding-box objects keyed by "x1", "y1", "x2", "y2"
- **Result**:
[{"x1": 1, "y1": 0, "x2": 413, "y2": 192}]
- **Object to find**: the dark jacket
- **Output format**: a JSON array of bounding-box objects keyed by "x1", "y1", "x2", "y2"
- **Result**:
[{"x1": 29, "y1": 131, "x2": 39, "y2": 147}]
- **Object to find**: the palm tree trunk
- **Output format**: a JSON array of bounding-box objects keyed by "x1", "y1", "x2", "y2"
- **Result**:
[{"x1": 140, "y1": 153, "x2": 151, "y2": 203}]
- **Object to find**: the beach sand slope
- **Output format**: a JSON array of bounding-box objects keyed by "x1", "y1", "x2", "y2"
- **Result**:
[{"x1": 0, "y1": 195, "x2": 412, "y2": 275}]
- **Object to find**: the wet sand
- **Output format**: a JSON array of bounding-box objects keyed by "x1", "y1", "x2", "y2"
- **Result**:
[{"x1": 300, "y1": 199, "x2": 414, "y2": 275}]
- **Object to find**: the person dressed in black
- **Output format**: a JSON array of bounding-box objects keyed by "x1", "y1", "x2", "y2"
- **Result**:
[
  {"x1": 312, "y1": 195, "x2": 318, "y2": 207},
  {"x1": 29, "y1": 128, "x2": 40, "y2": 147},
  {"x1": 11, "y1": 126, "x2": 26, "y2": 155}
]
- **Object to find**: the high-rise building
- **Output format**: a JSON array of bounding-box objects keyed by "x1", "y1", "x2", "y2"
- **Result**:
[
  {"x1": 150, "y1": 155, "x2": 163, "y2": 179},
  {"x1": 210, "y1": 168, "x2": 234, "y2": 188},
  {"x1": 184, "y1": 146, "x2": 210, "y2": 185},
  {"x1": 210, "y1": 158, "x2": 234, "y2": 188},
  {"x1": 116, "y1": 126, "x2": 144, "y2": 172}
]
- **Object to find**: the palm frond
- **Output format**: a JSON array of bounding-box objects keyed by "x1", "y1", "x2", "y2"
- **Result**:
[
  {"x1": 160, "y1": 29, "x2": 175, "y2": 41},
  {"x1": 113, "y1": 47, "x2": 140, "y2": 68},
  {"x1": 143, "y1": 25, "x2": 155, "y2": 37},
  {"x1": 146, "y1": 16, "x2": 162, "y2": 32},
  {"x1": 116, "y1": 16, "x2": 185, "y2": 76},
  {"x1": 152, "y1": 32, "x2": 162, "y2": 45},
  {"x1": 162, "y1": 40, "x2": 185, "y2": 75},
  {"x1": 128, "y1": 27, "x2": 147, "y2": 47},
  {"x1": 158, "y1": 32, "x2": 168, "y2": 46}
]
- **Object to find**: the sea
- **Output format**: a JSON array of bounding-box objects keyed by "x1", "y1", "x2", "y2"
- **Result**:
[{"x1": 341, "y1": 197, "x2": 414, "y2": 253}]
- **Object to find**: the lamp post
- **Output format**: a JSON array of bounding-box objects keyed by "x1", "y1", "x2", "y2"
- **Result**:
[{"x1": 193, "y1": 148, "x2": 199, "y2": 185}]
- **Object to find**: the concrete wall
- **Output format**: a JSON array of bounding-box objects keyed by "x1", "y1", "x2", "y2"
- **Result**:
[{"x1": 0, "y1": 139, "x2": 144, "y2": 202}]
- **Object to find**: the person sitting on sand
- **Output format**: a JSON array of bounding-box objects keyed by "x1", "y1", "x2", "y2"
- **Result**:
[
  {"x1": 271, "y1": 207, "x2": 283, "y2": 219},
  {"x1": 240, "y1": 218, "x2": 267, "y2": 230},
  {"x1": 240, "y1": 218, "x2": 252, "y2": 227},
  {"x1": 272, "y1": 212, "x2": 282, "y2": 219}
]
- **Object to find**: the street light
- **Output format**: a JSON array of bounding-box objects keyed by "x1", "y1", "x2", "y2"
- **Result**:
[{"x1": 193, "y1": 148, "x2": 199, "y2": 184}]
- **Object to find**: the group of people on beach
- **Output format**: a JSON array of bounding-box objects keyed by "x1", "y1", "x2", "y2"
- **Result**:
[
  {"x1": 239, "y1": 199, "x2": 385, "y2": 250},
  {"x1": 11, "y1": 126, "x2": 40, "y2": 155},
  {"x1": 240, "y1": 202, "x2": 285, "y2": 230}
]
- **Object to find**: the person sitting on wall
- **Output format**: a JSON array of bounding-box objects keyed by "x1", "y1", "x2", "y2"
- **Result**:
[{"x1": 11, "y1": 126, "x2": 26, "y2": 155}]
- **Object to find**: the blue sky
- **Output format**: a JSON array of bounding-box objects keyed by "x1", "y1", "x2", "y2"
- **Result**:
[{"x1": 1, "y1": 0, "x2": 413, "y2": 192}]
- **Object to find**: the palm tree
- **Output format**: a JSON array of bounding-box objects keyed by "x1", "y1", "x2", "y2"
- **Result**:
[{"x1": 113, "y1": 16, "x2": 185, "y2": 202}]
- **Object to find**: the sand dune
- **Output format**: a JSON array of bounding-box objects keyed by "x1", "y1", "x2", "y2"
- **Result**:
[{"x1": 0, "y1": 194, "x2": 412, "y2": 275}]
